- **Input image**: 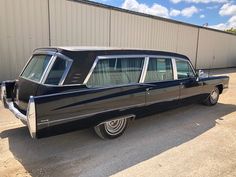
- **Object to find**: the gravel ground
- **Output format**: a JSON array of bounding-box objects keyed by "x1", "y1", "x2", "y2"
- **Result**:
[{"x1": 0, "y1": 68, "x2": 236, "y2": 177}]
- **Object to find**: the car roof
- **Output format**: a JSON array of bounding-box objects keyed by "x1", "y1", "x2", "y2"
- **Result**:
[{"x1": 34, "y1": 46, "x2": 190, "y2": 60}]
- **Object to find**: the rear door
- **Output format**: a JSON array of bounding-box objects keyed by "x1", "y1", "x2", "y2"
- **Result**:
[
  {"x1": 69, "y1": 56, "x2": 147, "y2": 117},
  {"x1": 144, "y1": 57, "x2": 180, "y2": 112}
]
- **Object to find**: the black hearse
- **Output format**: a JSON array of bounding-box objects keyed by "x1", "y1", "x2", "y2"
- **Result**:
[{"x1": 1, "y1": 47, "x2": 229, "y2": 139}]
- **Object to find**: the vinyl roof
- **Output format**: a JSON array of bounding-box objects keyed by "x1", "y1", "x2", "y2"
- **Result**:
[{"x1": 35, "y1": 46, "x2": 190, "y2": 60}]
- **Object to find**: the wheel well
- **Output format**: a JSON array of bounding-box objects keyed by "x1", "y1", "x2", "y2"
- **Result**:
[{"x1": 216, "y1": 84, "x2": 223, "y2": 94}]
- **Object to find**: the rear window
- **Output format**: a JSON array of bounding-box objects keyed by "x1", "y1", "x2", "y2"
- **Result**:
[{"x1": 21, "y1": 55, "x2": 51, "y2": 82}]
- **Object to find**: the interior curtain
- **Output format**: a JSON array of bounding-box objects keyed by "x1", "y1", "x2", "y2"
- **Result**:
[{"x1": 87, "y1": 58, "x2": 144, "y2": 87}]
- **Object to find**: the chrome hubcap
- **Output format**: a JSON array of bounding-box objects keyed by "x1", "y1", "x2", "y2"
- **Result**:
[
  {"x1": 104, "y1": 118, "x2": 127, "y2": 136},
  {"x1": 211, "y1": 91, "x2": 218, "y2": 100},
  {"x1": 210, "y1": 88, "x2": 219, "y2": 103}
]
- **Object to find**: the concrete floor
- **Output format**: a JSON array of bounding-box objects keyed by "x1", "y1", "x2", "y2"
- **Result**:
[{"x1": 0, "y1": 68, "x2": 236, "y2": 177}]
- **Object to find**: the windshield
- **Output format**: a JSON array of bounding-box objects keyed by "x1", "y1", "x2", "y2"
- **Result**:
[{"x1": 21, "y1": 55, "x2": 52, "y2": 82}]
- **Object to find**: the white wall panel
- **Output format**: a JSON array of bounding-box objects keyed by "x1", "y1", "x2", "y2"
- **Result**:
[
  {"x1": 49, "y1": 0, "x2": 110, "y2": 46},
  {"x1": 229, "y1": 37, "x2": 236, "y2": 67},
  {"x1": 197, "y1": 29, "x2": 236, "y2": 69},
  {"x1": 176, "y1": 25, "x2": 198, "y2": 66},
  {"x1": 0, "y1": 0, "x2": 49, "y2": 81},
  {"x1": 110, "y1": 10, "x2": 153, "y2": 49}
]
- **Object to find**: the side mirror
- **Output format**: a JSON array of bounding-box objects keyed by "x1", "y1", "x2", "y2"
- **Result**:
[
  {"x1": 196, "y1": 69, "x2": 208, "y2": 80},
  {"x1": 198, "y1": 70, "x2": 204, "y2": 77}
]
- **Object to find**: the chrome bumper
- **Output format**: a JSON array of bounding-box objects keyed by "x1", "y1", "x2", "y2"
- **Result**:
[
  {"x1": 4, "y1": 98, "x2": 27, "y2": 123},
  {"x1": 1, "y1": 83, "x2": 36, "y2": 138}
]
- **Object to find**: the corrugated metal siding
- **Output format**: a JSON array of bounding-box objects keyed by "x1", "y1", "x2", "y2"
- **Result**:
[
  {"x1": 49, "y1": 0, "x2": 110, "y2": 46},
  {"x1": 0, "y1": 0, "x2": 49, "y2": 81},
  {"x1": 229, "y1": 36, "x2": 236, "y2": 67},
  {"x1": 110, "y1": 10, "x2": 198, "y2": 66},
  {"x1": 110, "y1": 10, "x2": 153, "y2": 49},
  {"x1": 176, "y1": 25, "x2": 198, "y2": 66},
  {"x1": 197, "y1": 29, "x2": 236, "y2": 69},
  {"x1": 0, "y1": 0, "x2": 236, "y2": 81}
]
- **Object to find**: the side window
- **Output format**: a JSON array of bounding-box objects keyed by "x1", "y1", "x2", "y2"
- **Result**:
[
  {"x1": 145, "y1": 58, "x2": 173, "y2": 82},
  {"x1": 86, "y1": 57, "x2": 144, "y2": 88},
  {"x1": 45, "y1": 57, "x2": 69, "y2": 85},
  {"x1": 176, "y1": 60, "x2": 195, "y2": 79}
]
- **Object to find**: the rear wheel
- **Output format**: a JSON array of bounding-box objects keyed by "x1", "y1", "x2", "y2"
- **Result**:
[
  {"x1": 203, "y1": 86, "x2": 220, "y2": 106},
  {"x1": 94, "y1": 117, "x2": 130, "y2": 139}
]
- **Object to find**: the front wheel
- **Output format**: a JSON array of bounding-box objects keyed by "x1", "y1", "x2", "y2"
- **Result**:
[
  {"x1": 94, "y1": 117, "x2": 130, "y2": 139},
  {"x1": 203, "y1": 86, "x2": 220, "y2": 106}
]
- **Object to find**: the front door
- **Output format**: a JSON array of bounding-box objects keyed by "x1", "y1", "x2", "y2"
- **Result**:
[{"x1": 175, "y1": 59, "x2": 203, "y2": 104}]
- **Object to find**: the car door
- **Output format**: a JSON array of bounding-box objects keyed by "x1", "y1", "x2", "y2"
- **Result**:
[
  {"x1": 175, "y1": 59, "x2": 203, "y2": 104},
  {"x1": 69, "y1": 56, "x2": 147, "y2": 117},
  {"x1": 144, "y1": 57, "x2": 180, "y2": 113}
]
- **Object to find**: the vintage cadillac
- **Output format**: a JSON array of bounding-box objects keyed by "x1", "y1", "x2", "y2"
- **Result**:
[{"x1": 0, "y1": 47, "x2": 229, "y2": 139}]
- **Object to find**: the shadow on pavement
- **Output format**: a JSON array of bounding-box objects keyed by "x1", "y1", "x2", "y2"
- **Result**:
[{"x1": 1, "y1": 103, "x2": 236, "y2": 177}]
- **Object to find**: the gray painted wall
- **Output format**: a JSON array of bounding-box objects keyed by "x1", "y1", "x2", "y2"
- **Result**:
[{"x1": 0, "y1": 0, "x2": 236, "y2": 81}]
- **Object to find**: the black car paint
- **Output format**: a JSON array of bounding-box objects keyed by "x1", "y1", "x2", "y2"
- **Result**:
[
  {"x1": 35, "y1": 76, "x2": 228, "y2": 138},
  {"x1": 4, "y1": 48, "x2": 229, "y2": 138}
]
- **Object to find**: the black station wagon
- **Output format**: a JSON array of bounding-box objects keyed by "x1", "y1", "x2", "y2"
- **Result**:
[{"x1": 1, "y1": 47, "x2": 229, "y2": 139}]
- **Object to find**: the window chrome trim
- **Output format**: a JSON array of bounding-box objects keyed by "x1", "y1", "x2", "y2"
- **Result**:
[
  {"x1": 40, "y1": 55, "x2": 57, "y2": 84},
  {"x1": 20, "y1": 55, "x2": 55, "y2": 84},
  {"x1": 83, "y1": 54, "x2": 193, "y2": 86},
  {"x1": 58, "y1": 56, "x2": 73, "y2": 86},
  {"x1": 83, "y1": 55, "x2": 147, "y2": 85},
  {"x1": 174, "y1": 57, "x2": 197, "y2": 80},
  {"x1": 19, "y1": 51, "x2": 57, "y2": 77},
  {"x1": 142, "y1": 56, "x2": 176, "y2": 83},
  {"x1": 19, "y1": 52, "x2": 73, "y2": 86},
  {"x1": 41, "y1": 53, "x2": 73, "y2": 85},
  {"x1": 171, "y1": 58, "x2": 178, "y2": 80},
  {"x1": 139, "y1": 56, "x2": 149, "y2": 83}
]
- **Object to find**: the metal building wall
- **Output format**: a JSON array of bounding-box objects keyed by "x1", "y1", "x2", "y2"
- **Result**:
[
  {"x1": 0, "y1": 0, "x2": 49, "y2": 81},
  {"x1": 197, "y1": 29, "x2": 236, "y2": 69},
  {"x1": 49, "y1": 0, "x2": 110, "y2": 46},
  {"x1": 0, "y1": 0, "x2": 236, "y2": 81}
]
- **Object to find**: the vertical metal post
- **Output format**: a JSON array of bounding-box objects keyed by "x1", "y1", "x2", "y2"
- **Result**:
[
  {"x1": 108, "y1": 9, "x2": 111, "y2": 47},
  {"x1": 195, "y1": 28, "x2": 200, "y2": 69},
  {"x1": 48, "y1": 0, "x2": 52, "y2": 46}
]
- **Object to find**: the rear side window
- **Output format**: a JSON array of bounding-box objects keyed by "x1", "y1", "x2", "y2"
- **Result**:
[
  {"x1": 45, "y1": 57, "x2": 69, "y2": 85},
  {"x1": 86, "y1": 57, "x2": 144, "y2": 87},
  {"x1": 176, "y1": 60, "x2": 195, "y2": 79},
  {"x1": 145, "y1": 58, "x2": 173, "y2": 82},
  {"x1": 21, "y1": 55, "x2": 51, "y2": 82}
]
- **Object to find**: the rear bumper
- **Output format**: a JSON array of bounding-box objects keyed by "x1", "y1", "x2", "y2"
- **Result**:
[
  {"x1": 1, "y1": 82, "x2": 36, "y2": 138},
  {"x1": 3, "y1": 96, "x2": 27, "y2": 123}
]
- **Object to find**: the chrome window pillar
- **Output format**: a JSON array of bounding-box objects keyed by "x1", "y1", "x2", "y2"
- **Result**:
[
  {"x1": 58, "y1": 54, "x2": 73, "y2": 85},
  {"x1": 40, "y1": 55, "x2": 57, "y2": 84},
  {"x1": 174, "y1": 57, "x2": 197, "y2": 80},
  {"x1": 139, "y1": 56, "x2": 149, "y2": 83},
  {"x1": 171, "y1": 58, "x2": 178, "y2": 80}
]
